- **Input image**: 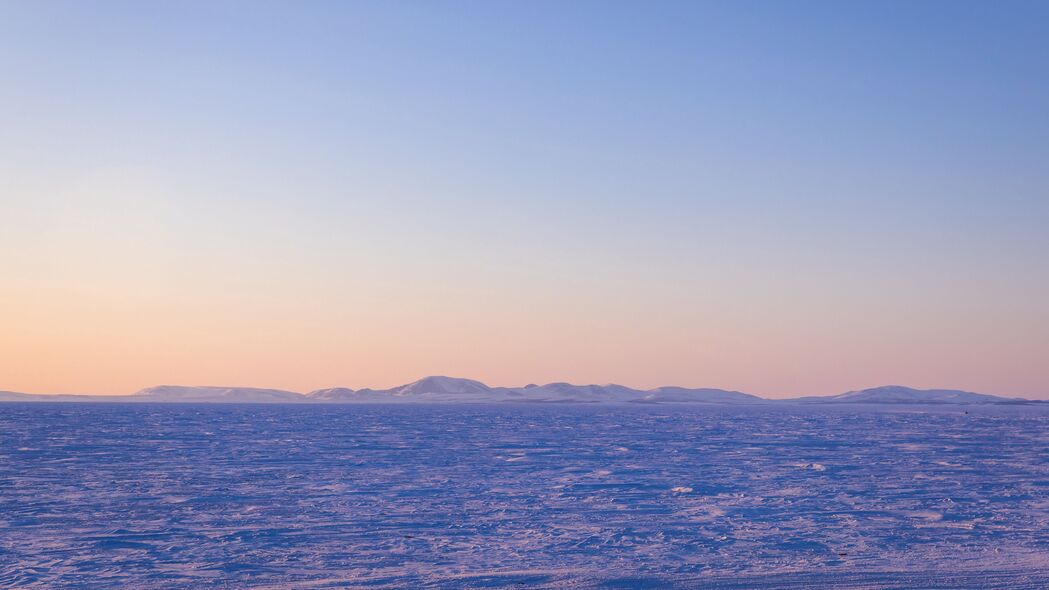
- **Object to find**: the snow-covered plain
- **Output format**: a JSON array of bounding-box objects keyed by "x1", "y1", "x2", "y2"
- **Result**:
[{"x1": 2, "y1": 403, "x2": 1048, "y2": 588}]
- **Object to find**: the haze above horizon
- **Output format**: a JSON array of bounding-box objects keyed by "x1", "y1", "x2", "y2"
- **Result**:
[{"x1": 2, "y1": 1, "x2": 1047, "y2": 398}]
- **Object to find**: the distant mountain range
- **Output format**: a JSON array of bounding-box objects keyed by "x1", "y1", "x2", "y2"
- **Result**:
[{"x1": 0, "y1": 379, "x2": 1041, "y2": 405}]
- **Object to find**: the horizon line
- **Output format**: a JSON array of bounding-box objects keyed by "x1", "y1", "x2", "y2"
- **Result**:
[{"x1": 3, "y1": 377, "x2": 1042, "y2": 401}]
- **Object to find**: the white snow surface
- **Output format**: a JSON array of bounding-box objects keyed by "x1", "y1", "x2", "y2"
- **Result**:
[{"x1": 3, "y1": 403, "x2": 1049, "y2": 588}]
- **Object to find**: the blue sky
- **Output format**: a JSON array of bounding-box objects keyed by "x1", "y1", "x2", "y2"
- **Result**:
[{"x1": 1, "y1": 1, "x2": 1047, "y2": 397}]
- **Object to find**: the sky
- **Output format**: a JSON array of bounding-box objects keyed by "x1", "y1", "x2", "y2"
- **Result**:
[{"x1": 1, "y1": 1, "x2": 1047, "y2": 398}]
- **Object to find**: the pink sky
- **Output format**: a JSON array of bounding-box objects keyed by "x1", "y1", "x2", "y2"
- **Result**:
[{"x1": 3, "y1": 2, "x2": 1047, "y2": 399}]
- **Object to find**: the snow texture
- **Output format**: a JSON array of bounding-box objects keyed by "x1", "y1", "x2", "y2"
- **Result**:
[{"x1": 1, "y1": 403, "x2": 1048, "y2": 588}]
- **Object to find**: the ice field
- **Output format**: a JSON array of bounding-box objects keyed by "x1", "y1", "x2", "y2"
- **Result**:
[{"x1": 2, "y1": 403, "x2": 1048, "y2": 588}]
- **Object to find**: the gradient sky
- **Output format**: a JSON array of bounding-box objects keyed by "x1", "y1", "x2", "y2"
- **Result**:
[{"x1": 2, "y1": 1, "x2": 1047, "y2": 398}]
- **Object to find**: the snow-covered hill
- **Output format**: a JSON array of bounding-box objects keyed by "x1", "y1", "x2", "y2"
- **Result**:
[
  {"x1": 388, "y1": 376, "x2": 493, "y2": 397},
  {"x1": 306, "y1": 387, "x2": 357, "y2": 401},
  {"x1": 503, "y1": 383, "x2": 643, "y2": 403},
  {"x1": 0, "y1": 391, "x2": 38, "y2": 401},
  {"x1": 795, "y1": 385, "x2": 1021, "y2": 405},
  {"x1": 132, "y1": 386, "x2": 306, "y2": 403},
  {"x1": 0, "y1": 391, "x2": 129, "y2": 402},
  {"x1": 308, "y1": 377, "x2": 500, "y2": 403},
  {"x1": 641, "y1": 386, "x2": 764, "y2": 404}
]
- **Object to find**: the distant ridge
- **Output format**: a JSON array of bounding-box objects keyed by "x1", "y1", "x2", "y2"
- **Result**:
[
  {"x1": 0, "y1": 379, "x2": 1040, "y2": 405},
  {"x1": 304, "y1": 377, "x2": 766, "y2": 404},
  {"x1": 790, "y1": 385, "x2": 1025, "y2": 405},
  {"x1": 134, "y1": 385, "x2": 304, "y2": 403}
]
